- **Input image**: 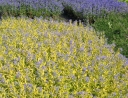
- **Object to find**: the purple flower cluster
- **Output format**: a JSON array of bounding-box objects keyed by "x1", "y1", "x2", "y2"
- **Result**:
[
  {"x1": 61, "y1": 0, "x2": 128, "y2": 17},
  {"x1": 0, "y1": 0, "x2": 64, "y2": 13},
  {"x1": 0, "y1": 0, "x2": 128, "y2": 17}
]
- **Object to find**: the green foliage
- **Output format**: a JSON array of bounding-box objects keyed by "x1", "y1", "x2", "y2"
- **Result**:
[
  {"x1": 92, "y1": 13, "x2": 128, "y2": 57},
  {"x1": 0, "y1": 5, "x2": 62, "y2": 19},
  {"x1": 118, "y1": 0, "x2": 128, "y2": 3}
]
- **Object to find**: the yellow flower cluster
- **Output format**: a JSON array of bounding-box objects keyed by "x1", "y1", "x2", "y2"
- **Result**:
[{"x1": 0, "y1": 17, "x2": 128, "y2": 98}]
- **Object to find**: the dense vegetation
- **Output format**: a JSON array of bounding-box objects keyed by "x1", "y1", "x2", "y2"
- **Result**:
[
  {"x1": 92, "y1": 13, "x2": 128, "y2": 58},
  {"x1": 0, "y1": 0, "x2": 128, "y2": 97},
  {"x1": 0, "y1": 0, "x2": 128, "y2": 57},
  {"x1": 118, "y1": 0, "x2": 128, "y2": 3},
  {"x1": 0, "y1": 17, "x2": 128, "y2": 98}
]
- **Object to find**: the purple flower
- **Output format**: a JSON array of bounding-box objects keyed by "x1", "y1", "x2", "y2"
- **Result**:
[
  {"x1": 0, "y1": 74, "x2": 5, "y2": 84},
  {"x1": 88, "y1": 40, "x2": 92, "y2": 44},
  {"x1": 1, "y1": 0, "x2": 127, "y2": 18},
  {"x1": 41, "y1": 66, "x2": 47, "y2": 70},
  {"x1": 99, "y1": 76, "x2": 104, "y2": 82},
  {"x1": 77, "y1": 91, "x2": 85, "y2": 95},
  {"x1": 85, "y1": 76, "x2": 90, "y2": 82},
  {"x1": 79, "y1": 46, "x2": 84, "y2": 52},
  {"x1": 123, "y1": 59, "x2": 128, "y2": 67},
  {"x1": 35, "y1": 59, "x2": 43, "y2": 68},
  {"x1": 0, "y1": 0, "x2": 64, "y2": 14},
  {"x1": 82, "y1": 67, "x2": 86, "y2": 72},
  {"x1": 61, "y1": 0, "x2": 128, "y2": 17},
  {"x1": 13, "y1": 57, "x2": 20, "y2": 65},
  {"x1": 96, "y1": 55, "x2": 107, "y2": 61},
  {"x1": 54, "y1": 86, "x2": 59, "y2": 92},
  {"x1": 37, "y1": 87, "x2": 42, "y2": 93},
  {"x1": 16, "y1": 71, "x2": 21, "y2": 78},
  {"x1": 24, "y1": 83, "x2": 33, "y2": 93}
]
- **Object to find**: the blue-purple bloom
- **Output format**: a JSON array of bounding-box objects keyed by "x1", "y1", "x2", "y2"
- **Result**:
[
  {"x1": 124, "y1": 59, "x2": 128, "y2": 67},
  {"x1": 24, "y1": 83, "x2": 33, "y2": 92},
  {"x1": 85, "y1": 76, "x2": 90, "y2": 82},
  {"x1": 82, "y1": 67, "x2": 86, "y2": 72},
  {"x1": 16, "y1": 71, "x2": 21, "y2": 78},
  {"x1": 0, "y1": 73, "x2": 5, "y2": 84},
  {"x1": 77, "y1": 91, "x2": 85, "y2": 95},
  {"x1": 1, "y1": 0, "x2": 127, "y2": 18},
  {"x1": 35, "y1": 59, "x2": 43, "y2": 68},
  {"x1": 37, "y1": 87, "x2": 42, "y2": 93},
  {"x1": 0, "y1": 0, "x2": 64, "y2": 14},
  {"x1": 61, "y1": 0, "x2": 128, "y2": 17}
]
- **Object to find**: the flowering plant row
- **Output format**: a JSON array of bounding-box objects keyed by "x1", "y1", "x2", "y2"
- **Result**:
[
  {"x1": 0, "y1": 17, "x2": 128, "y2": 97},
  {"x1": 0, "y1": 0, "x2": 128, "y2": 18}
]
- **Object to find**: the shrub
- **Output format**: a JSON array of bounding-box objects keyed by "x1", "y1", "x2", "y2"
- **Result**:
[
  {"x1": 61, "y1": 0, "x2": 128, "y2": 19},
  {"x1": 0, "y1": 0, "x2": 64, "y2": 18},
  {"x1": 92, "y1": 12, "x2": 128, "y2": 58},
  {"x1": 0, "y1": 17, "x2": 128, "y2": 97}
]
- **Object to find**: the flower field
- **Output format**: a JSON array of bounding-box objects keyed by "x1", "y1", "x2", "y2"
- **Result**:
[
  {"x1": 0, "y1": 0, "x2": 128, "y2": 18},
  {"x1": 0, "y1": 17, "x2": 128, "y2": 97},
  {"x1": 0, "y1": 0, "x2": 128, "y2": 98}
]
